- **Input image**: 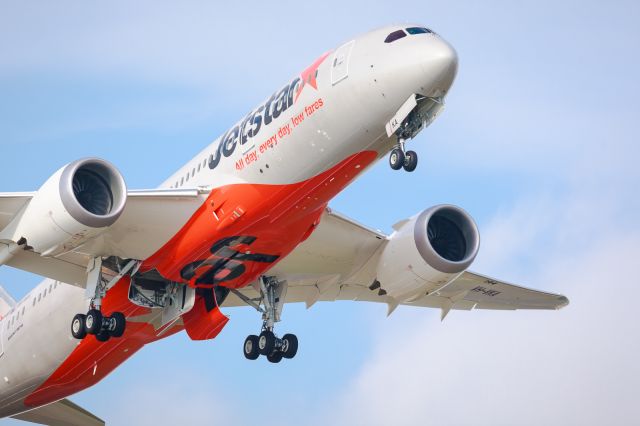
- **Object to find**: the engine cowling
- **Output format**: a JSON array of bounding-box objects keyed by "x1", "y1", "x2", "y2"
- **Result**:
[
  {"x1": 3, "y1": 158, "x2": 127, "y2": 255},
  {"x1": 376, "y1": 205, "x2": 480, "y2": 302}
]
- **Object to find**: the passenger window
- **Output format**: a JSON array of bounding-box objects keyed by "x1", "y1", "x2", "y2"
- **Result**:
[
  {"x1": 186, "y1": 173, "x2": 189, "y2": 182},
  {"x1": 203, "y1": 159, "x2": 207, "y2": 167},
  {"x1": 180, "y1": 177, "x2": 184, "y2": 186},
  {"x1": 384, "y1": 30, "x2": 406, "y2": 43},
  {"x1": 49, "y1": 284, "x2": 52, "y2": 292},
  {"x1": 21, "y1": 307, "x2": 25, "y2": 315},
  {"x1": 192, "y1": 168, "x2": 195, "y2": 177},
  {"x1": 38, "y1": 294, "x2": 41, "y2": 302},
  {"x1": 198, "y1": 164, "x2": 201, "y2": 172},
  {"x1": 406, "y1": 27, "x2": 432, "y2": 35},
  {"x1": 32, "y1": 298, "x2": 35, "y2": 306}
]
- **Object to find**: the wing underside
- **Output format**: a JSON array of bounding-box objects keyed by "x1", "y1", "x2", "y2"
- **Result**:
[
  {"x1": 0, "y1": 189, "x2": 208, "y2": 287},
  {"x1": 223, "y1": 209, "x2": 568, "y2": 314},
  {"x1": 1, "y1": 190, "x2": 568, "y2": 314}
]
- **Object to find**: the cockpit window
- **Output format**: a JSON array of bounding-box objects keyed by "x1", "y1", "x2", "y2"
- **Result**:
[
  {"x1": 406, "y1": 27, "x2": 433, "y2": 35},
  {"x1": 384, "y1": 30, "x2": 407, "y2": 43}
]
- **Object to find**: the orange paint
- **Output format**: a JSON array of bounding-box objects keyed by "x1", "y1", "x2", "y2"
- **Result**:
[
  {"x1": 182, "y1": 297, "x2": 229, "y2": 341},
  {"x1": 25, "y1": 150, "x2": 377, "y2": 407}
]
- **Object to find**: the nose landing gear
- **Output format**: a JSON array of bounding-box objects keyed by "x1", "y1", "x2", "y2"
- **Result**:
[{"x1": 389, "y1": 139, "x2": 418, "y2": 172}]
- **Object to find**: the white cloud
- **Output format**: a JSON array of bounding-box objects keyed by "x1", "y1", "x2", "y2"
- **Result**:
[
  {"x1": 105, "y1": 368, "x2": 238, "y2": 425},
  {"x1": 317, "y1": 188, "x2": 640, "y2": 425}
]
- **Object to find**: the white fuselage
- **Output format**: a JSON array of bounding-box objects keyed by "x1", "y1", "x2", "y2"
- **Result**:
[{"x1": 0, "y1": 24, "x2": 457, "y2": 418}]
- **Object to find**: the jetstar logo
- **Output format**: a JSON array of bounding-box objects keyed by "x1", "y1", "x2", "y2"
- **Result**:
[
  {"x1": 294, "y1": 51, "x2": 330, "y2": 102},
  {"x1": 208, "y1": 52, "x2": 331, "y2": 171}
]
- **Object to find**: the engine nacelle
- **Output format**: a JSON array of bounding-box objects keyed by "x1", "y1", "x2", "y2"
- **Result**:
[
  {"x1": 376, "y1": 205, "x2": 480, "y2": 302},
  {"x1": 2, "y1": 158, "x2": 127, "y2": 255}
]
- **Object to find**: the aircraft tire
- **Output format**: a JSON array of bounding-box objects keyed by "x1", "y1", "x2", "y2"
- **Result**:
[
  {"x1": 95, "y1": 330, "x2": 111, "y2": 342},
  {"x1": 258, "y1": 330, "x2": 276, "y2": 356},
  {"x1": 281, "y1": 334, "x2": 298, "y2": 359},
  {"x1": 71, "y1": 314, "x2": 87, "y2": 340},
  {"x1": 267, "y1": 351, "x2": 283, "y2": 363},
  {"x1": 403, "y1": 150, "x2": 418, "y2": 172},
  {"x1": 244, "y1": 335, "x2": 260, "y2": 360},
  {"x1": 389, "y1": 148, "x2": 405, "y2": 170},
  {"x1": 85, "y1": 309, "x2": 103, "y2": 335},
  {"x1": 109, "y1": 312, "x2": 126, "y2": 338}
]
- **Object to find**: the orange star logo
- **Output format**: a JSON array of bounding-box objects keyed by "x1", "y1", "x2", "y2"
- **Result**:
[{"x1": 295, "y1": 51, "x2": 331, "y2": 102}]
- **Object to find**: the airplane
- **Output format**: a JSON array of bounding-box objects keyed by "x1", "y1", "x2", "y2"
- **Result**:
[{"x1": 0, "y1": 24, "x2": 568, "y2": 424}]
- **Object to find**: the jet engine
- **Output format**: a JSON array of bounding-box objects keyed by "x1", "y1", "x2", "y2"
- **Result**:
[
  {"x1": 2, "y1": 158, "x2": 127, "y2": 255},
  {"x1": 376, "y1": 205, "x2": 480, "y2": 302}
]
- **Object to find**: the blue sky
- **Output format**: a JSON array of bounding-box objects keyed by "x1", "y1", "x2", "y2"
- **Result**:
[{"x1": 1, "y1": 1, "x2": 639, "y2": 424}]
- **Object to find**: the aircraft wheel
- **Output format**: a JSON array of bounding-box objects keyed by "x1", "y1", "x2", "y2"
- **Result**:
[
  {"x1": 109, "y1": 312, "x2": 126, "y2": 338},
  {"x1": 258, "y1": 330, "x2": 276, "y2": 355},
  {"x1": 267, "y1": 351, "x2": 283, "y2": 364},
  {"x1": 95, "y1": 330, "x2": 111, "y2": 342},
  {"x1": 243, "y1": 335, "x2": 260, "y2": 360},
  {"x1": 389, "y1": 148, "x2": 405, "y2": 170},
  {"x1": 71, "y1": 314, "x2": 87, "y2": 340},
  {"x1": 281, "y1": 334, "x2": 298, "y2": 359},
  {"x1": 85, "y1": 309, "x2": 103, "y2": 335},
  {"x1": 403, "y1": 150, "x2": 418, "y2": 172}
]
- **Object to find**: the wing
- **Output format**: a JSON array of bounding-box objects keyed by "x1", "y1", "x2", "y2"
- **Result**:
[
  {"x1": 0, "y1": 189, "x2": 208, "y2": 286},
  {"x1": 11, "y1": 398, "x2": 104, "y2": 426},
  {"x1": 0, "y1": 193, "x2": 33, "y2": 231},
  {"x1": 223, "y1": 208, "x2": 569, "y2": 316}
]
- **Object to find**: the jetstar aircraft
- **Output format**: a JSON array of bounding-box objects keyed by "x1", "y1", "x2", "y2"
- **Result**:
[{"x1": 0, "y1": 25, "x2": 568, "y2": 424}]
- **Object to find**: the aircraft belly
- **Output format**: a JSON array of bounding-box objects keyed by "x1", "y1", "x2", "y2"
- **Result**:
[{"x1": 144, "y1": 150, "x2": 379, "y2": 288}]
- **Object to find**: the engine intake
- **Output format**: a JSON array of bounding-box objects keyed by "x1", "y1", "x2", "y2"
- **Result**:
[
  {"x1": 414, "y1": 205, "x2": 479, "y2": 274},
  {"x1": 1, "y1": 158, "x2": 127, "y2": 255},
  {"x1": 376, "y1": 205, "x2": 480, "y2": 301},
  {"x1": 60, "y1": 159, "x2": 127, "y2": 228}
]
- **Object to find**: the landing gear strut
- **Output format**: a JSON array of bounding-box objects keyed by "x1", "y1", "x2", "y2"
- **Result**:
[
  {"x1": 389, "y1": 138, "x2": 418, "y2": 172},
  {"x1": 240, "y1": 276, "x2": 298, "y2": 363},
  {"x1": 71, "y1": 258, "x2": 136, "y2": 342}
]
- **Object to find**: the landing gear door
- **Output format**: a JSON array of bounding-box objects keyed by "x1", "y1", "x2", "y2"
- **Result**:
[
  {"x1": 331, "y1": 40, "x2": 355, "y2": 86},
  {"x1": 161, "y1": 285, "x2": 195, "y2": 328}
]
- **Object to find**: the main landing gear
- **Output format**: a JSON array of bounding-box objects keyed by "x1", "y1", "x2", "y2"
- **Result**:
[
  {"x1": 71, "y1": 258, "x2": 138, "y2": 343},
  {"x1": 71, "y1": 310, "x2": 126, "y2": 342},
  {"x1": 389, "y1": 138, "x2": 418, "y2": 172},
  {"x1": 238, "y1": 276, "x2": 298, "y2": 363}
]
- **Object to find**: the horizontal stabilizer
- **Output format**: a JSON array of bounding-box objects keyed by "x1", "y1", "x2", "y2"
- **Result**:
[
  {"x1": 11, "y1": 398, "x2": 104, "y2": 426},
  {"x1": 0, "y1": 284, "x2": 16, "y2": 319}
]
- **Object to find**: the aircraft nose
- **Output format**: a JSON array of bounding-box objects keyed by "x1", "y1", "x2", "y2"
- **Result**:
[{"x1": 419, "y1": 38, "x2": 458, "y2": 95}]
